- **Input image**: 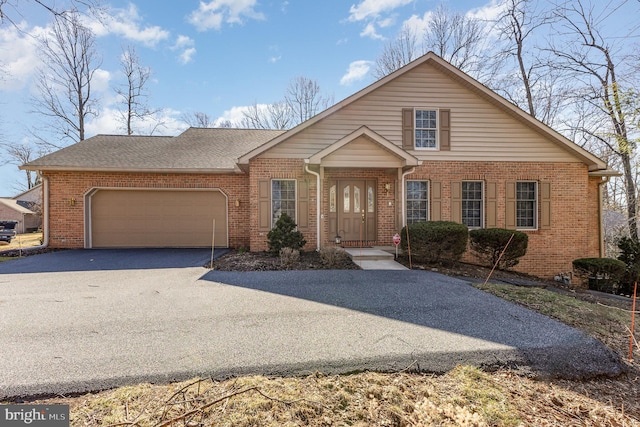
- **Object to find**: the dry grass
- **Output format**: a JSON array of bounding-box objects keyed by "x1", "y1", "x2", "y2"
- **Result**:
[
  {"x1": 26, "y1": 366, "x2": 640, "y2": 426},
  {"x1": 0, "y1": 232, "x2": 42, "y2": 251}
]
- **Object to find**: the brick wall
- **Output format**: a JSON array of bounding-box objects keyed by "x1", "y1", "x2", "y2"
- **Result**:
[
  {"x1": 248, "y1": 158, "x2": 318, "y2": 252},
  {"x1": 405, "y1": 161, "x2": 601, "y2": 278},
  {"x1": 43, "y1": 159, "x2": 602, "y2": 280},
  {"x1": 249, "y1": 159, "x2": 601, "y2": 278},
  {"x1": 42, "y1": 171, "x2": 250, "y2": 249}
]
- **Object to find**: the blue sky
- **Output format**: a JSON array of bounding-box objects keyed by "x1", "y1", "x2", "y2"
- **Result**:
[{"x1": 0, "y1": 0, "x2": 638, "y2": 195}]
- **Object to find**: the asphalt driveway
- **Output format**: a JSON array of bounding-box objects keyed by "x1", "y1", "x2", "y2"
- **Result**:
[{"x1": 0, "y1": 249, "x2": 623, "y2": 399}]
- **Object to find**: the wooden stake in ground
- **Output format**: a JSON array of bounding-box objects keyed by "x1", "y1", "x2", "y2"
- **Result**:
[
  {"x1": 405, "y1": 225, "x2": 412, "y2": 269},
  {"x1": 482, "y1": 233, "x2": 515, "y2": 287},
  {"x1": 210, "y1": 218, "x2": 216, "y2": 269},
  {"x1": 631, "y1": 281, "x2": 637, "y2": 362}
]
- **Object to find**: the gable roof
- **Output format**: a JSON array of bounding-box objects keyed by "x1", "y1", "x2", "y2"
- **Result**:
[
  {"x1": 238, "y1": 52, "x2": 611, "y2": 173},
  {"x1": 12, "y1": 184, "x2": 42, "y2": 202},
  {"x1": 307, "y1": 126, "x2": 420, "y2": 166},
  {"x1": 23, "y1": 128, "x2": 284, "y2": 173},
  {"x1": 0, "y1": 198, "x2": 37, "y2": 215}
]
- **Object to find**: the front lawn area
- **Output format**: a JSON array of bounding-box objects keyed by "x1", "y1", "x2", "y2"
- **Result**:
[{"x1": 0, "y1": 231, "x2": 42, "y2": 251}]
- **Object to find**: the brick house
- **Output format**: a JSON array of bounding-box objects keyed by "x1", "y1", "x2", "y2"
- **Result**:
[{"x1": 23, "y1": 52, "x2": 616, "y2": 278}]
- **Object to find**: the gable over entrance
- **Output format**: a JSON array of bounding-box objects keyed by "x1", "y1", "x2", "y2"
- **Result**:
[{"x1": 306, "y1": 126, "x2": 420, "y2": 168}]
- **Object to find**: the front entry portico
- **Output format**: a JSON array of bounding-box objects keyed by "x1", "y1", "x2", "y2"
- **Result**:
[{"x1": 305, "y1": 125, "x2": 421, "y2": 250}]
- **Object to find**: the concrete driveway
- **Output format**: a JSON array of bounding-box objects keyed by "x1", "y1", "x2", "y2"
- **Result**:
[{"x1": 0, "y1": 249, "x2": 623, "y2": 399}]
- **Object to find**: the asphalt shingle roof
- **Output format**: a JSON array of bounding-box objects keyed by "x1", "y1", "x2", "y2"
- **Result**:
[{"x1": 23, "y1": 128, "x2": 285, "y2": 172}]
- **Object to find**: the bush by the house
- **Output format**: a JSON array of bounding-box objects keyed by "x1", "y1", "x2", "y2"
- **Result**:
[
  {"x1": 400, "y1": 221, "x2": 468, "y2": 264},
  {"x1": 572, "y1": 257, "x2": 627, "y2": 293},
  {"x1": 469, "y1": 228, "x2": 528, "y2": 270},
  {"x1": 279, "y1": 247, "x2": 300, "y2": 269},
  {"x1": 615, "y1": 236, "x2": 640, "y2": 295},
  {"x1": 267, "y1": 213, "x2": 307, "y2": 255},
  {"x1": 319, "y1": 246, "x2": 349, "y2": 268}
]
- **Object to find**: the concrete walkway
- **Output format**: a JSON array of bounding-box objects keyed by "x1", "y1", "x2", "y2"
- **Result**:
[{"x1": 344, "y1": 247, "x2": 408, "y2": 270}]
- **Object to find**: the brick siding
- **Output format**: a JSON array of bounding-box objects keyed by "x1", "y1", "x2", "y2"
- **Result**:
[
  {"x1": 43, "y1": 159, "x2": 602, "y2": 279},
  {"x1": 42, "y1": 171, "x2": 250, "y2": 249}
]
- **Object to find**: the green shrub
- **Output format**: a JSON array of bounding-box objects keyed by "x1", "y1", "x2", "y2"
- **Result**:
[
  {"x1": 616, "y1": 236, "x2": 640, "y2": 295},
  {"x1": 572, "y1": 257, "x2": 627, "y2": 293},
  {"x1": 469, "y1": 228, "x2": 528, "y2": 270},
  {"x1": 267, "y1": 213, "x2": 306, "y2": 255},
  {"x1": 400, "y1": 221, "x2": 468, "y2": 264}
]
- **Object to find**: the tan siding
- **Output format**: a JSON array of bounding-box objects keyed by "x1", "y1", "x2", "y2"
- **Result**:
[
  {"x1": 321, "y1": 136, "x2": 403, "y2": 168},
  {"x1": 262, "y1": 62, "x2": 579, "y2": 164}
]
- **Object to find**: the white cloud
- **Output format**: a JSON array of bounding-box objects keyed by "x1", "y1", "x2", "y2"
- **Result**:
[
  {"x1": 402, "y1": 11, "x2": 433, "y2": 39},
  {"x1": 86, "y1": 107, "x2": 188, "y2": 137},
  {"x1": 213, "y1": 104, "x2": 271, "y2": 126},
  {"x1": 340, "y1": 60, "x2": 373, "y2": 86},
  {"x1": 360, "y1": 22, "x2": 384, "y2": 40},
  {"x1": 87, "y1": 4, "x2": 170, "y2": 47},
  {"x1": 172, "y1": 36, "x2": 197, "y2": 64},
  {"x1": 188, "y1": 0, "x2": 265, "y2": 31},
  {"x1": 179, "y1": 48, "x2": 197, "y2": 64},
  {"x1": 92, "y1": 69, "x2": 112, "y2": 93},
  {"x1": 0, "y1": 22, "x2": 48, "y2": 91},
  {"x1": 466, "y1": 0, "x2": 504, "y2": 22},
  {"x1": 348, "y1": 0, "x2": 412, "y2": 22},
  {"x1": 269, "y1": 55, "x2": 282, "y2": 63}
]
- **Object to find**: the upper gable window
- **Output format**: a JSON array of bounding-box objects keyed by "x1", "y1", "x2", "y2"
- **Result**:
[{"x1": 415, "y1": 109, "x2": 438, "y2": 149}]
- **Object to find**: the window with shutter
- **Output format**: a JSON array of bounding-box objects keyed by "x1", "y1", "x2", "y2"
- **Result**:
[{"x1": 402, "y1": 108, "x2": 451, "y2": 151}]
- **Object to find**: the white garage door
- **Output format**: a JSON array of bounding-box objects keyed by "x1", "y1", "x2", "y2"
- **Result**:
[{"x1": 90, "y1": 190, "x2": 227, "y2": 248}]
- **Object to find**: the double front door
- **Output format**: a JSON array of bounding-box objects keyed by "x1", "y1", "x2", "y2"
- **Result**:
[{"x1": 329, "y1": 179, "x2": 376, "y2": 241}]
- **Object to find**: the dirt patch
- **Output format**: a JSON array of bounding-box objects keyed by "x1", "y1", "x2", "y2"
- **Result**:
[{"x1": 212, "y1": 249, "x2": 361, "y2": 271}]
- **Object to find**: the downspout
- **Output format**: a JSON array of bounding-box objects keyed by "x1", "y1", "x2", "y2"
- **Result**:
[
  {"x1": 304, "y1": 160, "x2": 321, "y2": 251},
  {"x1": 401, "y1": 167, "x2": 417, "y2": 228},
  {"x1": 598, "y1": 176, "x2": 610, "y2": 257},
  {"x1": 25, "y1": 172, "x2": 49, "y2": 251}
]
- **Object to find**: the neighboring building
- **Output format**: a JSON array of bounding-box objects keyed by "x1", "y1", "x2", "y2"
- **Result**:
[
  {"x1": 22, "y1": 53, "x2": 616, "y2": 278},
  {"x1": 0, "y1": 184, "x2": 42, "y2": 233}
]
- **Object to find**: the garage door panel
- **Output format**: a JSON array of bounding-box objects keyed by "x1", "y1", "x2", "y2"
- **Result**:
[{"x1": 91, "y1": 190, "x2": 227, "y2": 248}]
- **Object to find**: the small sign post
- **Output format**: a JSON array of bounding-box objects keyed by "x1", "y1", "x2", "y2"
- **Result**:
[{"x1": 393, "y1": 233, "x2": 400, "y2": 258}]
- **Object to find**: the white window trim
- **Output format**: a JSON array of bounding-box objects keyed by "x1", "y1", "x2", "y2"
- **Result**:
[
  {"x1": 271, "y1": 179, "x2": 297, "y2": 228},
  {"x1": 516, "y1": 181, "x2": 538, "y2": 231},
  {"x1": 406, "y1": 179, "x2": 430, "y2": 225},
  {"x1": 414, "y1": 108, "x2": 439, "y2": 151},
  {"x1": 462, "y1": 180, "x2": 484, "y2": 229}
]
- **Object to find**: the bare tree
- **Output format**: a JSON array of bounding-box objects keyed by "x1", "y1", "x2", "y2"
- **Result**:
[
  {"x1": 373, "y1": 26, "x2": 420, "y2": 79},
  {"x1": 285, "y1": 76, "x2": 333, "y2": 125},
  {"x1": 115, "y1": 45, "x2": 159, "y2": 135},
  {"x1": 1, "y1": 142, "x2": 42, "y2": 190},
  {"x1": 31, "y1": 10, "x2": 101, "y2": 147},
  {"x1": 490, "y1": 0, "x2": 569, "y2": 127},
  {"x1": 423, "y1": 4, "x2": 484, "y2": 73},
  {"x1": 181, "y1": 111, "x2": 215, "y2": 128},
  {"x1": 240, "y1": 101, "x2": 292, "y2": 130},
  {"x1": 1, "y1": 1, "x2": 103, "y2": 28},
  {"x1": 547, "y1": 0, "x2": 640, "y2": 240}
]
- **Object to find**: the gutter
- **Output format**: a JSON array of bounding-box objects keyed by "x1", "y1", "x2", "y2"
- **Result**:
[
  {"x1": 598, "y1": 176, "x2": 610, "y2": 257},
  {"x1": 304, "y1": 160, "x2": 321, "y2": 251},
  {"x1": 400, "y1": 167, "x2": 417, "y2": 228}
]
